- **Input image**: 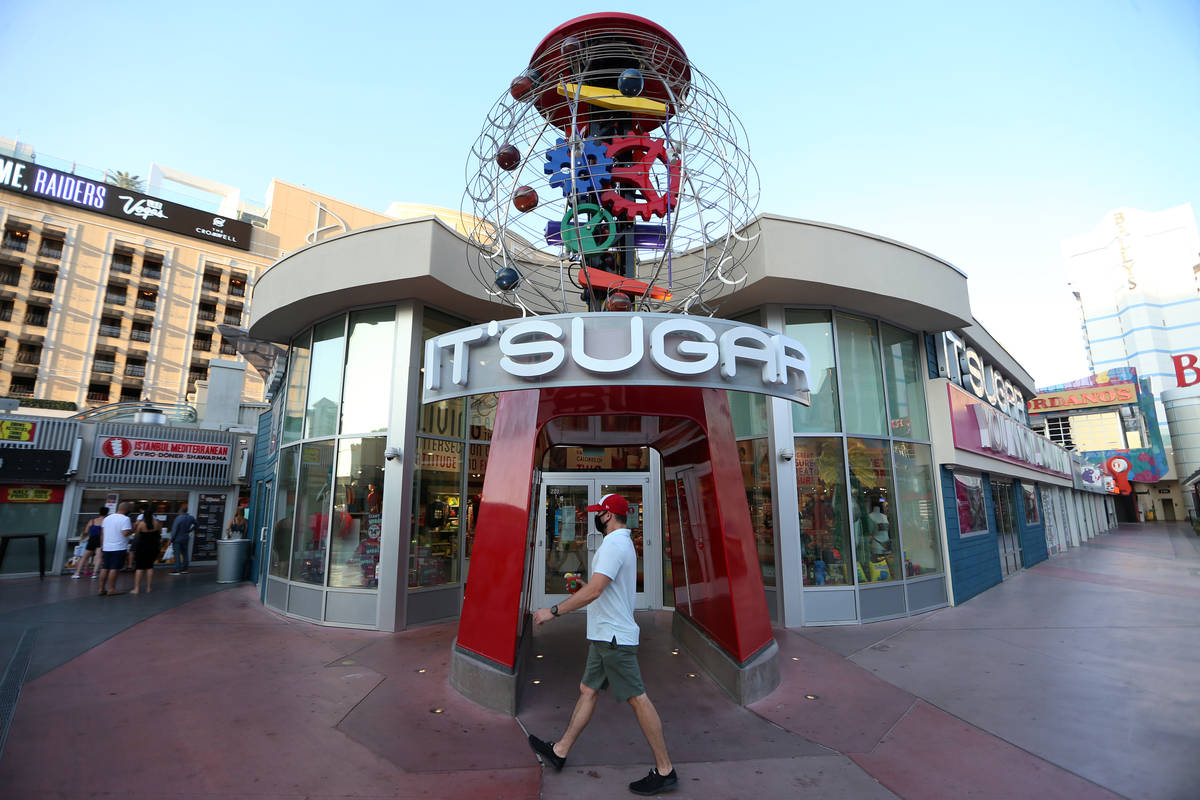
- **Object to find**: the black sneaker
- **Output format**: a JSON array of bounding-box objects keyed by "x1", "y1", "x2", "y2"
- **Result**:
[
  {"x1": 629, "y1": 768, "x2": 678, "y2": 795},
  {"x1": 527, "y1": 735, "x2": 565, "y2": 771}
]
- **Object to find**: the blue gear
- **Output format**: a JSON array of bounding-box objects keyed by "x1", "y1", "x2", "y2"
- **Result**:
[{"x1": 543, "y1": 138, "x2": 613, "y2": 199}]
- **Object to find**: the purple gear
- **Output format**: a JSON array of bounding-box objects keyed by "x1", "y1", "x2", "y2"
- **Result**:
[{"x1": 543, "y1": 138, "x2": 614, "y2": 198}]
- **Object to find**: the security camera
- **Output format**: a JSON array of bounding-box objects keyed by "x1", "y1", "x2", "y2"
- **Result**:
[{"x1": 384, "y1": 446, "x2": 401, "y2": 462}]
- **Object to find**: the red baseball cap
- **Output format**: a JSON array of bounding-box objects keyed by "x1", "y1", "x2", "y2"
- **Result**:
[{"x1": 587, "y1": 493, "x2": 629, "y2": 516}]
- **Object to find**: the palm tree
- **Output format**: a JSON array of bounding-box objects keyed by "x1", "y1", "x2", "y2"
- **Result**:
[{"x1": 104, "y1": 170, "x2": 144, "y2": 192}]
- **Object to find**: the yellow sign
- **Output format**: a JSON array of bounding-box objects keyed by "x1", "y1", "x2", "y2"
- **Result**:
[
  {"x1": 6, "y1": 488, "x2": 53, "y2": 502},
  {"x1": 0, "y1": 420, "x2": 36, "y2": 442}
]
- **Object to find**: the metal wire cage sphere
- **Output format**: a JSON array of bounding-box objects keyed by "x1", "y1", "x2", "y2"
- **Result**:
[{"x1": 462, "y1": 19, "x2": 760, "y2": 316}]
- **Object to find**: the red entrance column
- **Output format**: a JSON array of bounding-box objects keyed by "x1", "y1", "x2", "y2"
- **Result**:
[{"x1": 456, "y1": 385, "x2": 774, "y2": 686}]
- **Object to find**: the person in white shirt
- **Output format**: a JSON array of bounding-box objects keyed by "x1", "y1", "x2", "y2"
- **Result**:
[
  {"x1": 97, "y1": 502, "x2": 133, "y2": 596},
  {"x1": 526, "y1": 493, "x2": 678, "y2": 796}
]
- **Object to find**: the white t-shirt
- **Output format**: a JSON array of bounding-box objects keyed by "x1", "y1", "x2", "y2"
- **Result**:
[
  {"x1": 101, "y1": 513, "x2": 132, "y2": 552},
  {"x1": 587, "y1": 528, "x2": 639, "y2": 646}
]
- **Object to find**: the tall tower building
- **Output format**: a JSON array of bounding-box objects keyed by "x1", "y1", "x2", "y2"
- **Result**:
[{"x1": 1062, "y1": 203, "x2": 1200, "y2": 445}]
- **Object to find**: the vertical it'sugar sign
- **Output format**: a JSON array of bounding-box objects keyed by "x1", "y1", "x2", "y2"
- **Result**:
[{"x1": 422, "y1": 314, "x2": 810, "y2": 405}]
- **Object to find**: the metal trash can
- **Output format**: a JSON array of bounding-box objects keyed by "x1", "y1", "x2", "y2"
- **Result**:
[{"x1": 216, "y1": 538, "x2": 251, "y2": 583}]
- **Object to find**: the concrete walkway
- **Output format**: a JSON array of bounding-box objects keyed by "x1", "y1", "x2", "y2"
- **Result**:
[{"x1": 0, "y1": 522, "x2": 1196, "y2": 799}]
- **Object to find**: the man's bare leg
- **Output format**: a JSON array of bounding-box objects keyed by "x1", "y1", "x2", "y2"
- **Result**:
[
  {"x1": 554, "y1": 683, "x2": 599, "y2": 758},
  {"x1": 627, "y1": 693, "x2": 672, "y2": 774}
]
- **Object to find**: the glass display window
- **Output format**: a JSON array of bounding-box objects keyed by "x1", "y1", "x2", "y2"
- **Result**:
[
  {"x1": 281, "y1": 332, "x2": 311, "y2": 445},
  {"x1": 270, "y1": 447, "x2": 299, "y2": 578},
  {"x1": 892, "y1": 442, "x2": 942, "y2": 577},
  {"x1": 729, "y1": 391, "x2": 769, "y2": 437},
  {"x1": 880, "y1": 323, "x2": 929, "y2": 440},
  {"x1": 290, "y1": 440, "x2": 336, "y2": 585},
  {"x1": 794, "y1": 437, "x2": 851, "y2": 586},
  {"x1": 328, "y1": 437, "x2": 386, "y2": 589},
  {"x1": 468, "y1": 393, "x2": 498, "y2": 441},
  {"x1": 847, "y1": 438, "x2": 899, "y2": 583},
  {"x1": 786, "y1": 309, "x2": 840, "y2": 434},
  {"x1": 409, "y1": 437, "x2": 463, "y2": 588},
  {"x1": 836, "y1": 315, "x2": 887, "y2": 436},
  {"x1": 737, "y1": 437, "x2": 775, "y2": 586},
  {"x1": 340, "y1": 308, "x2": 396, "y2": 435},
  {"x1": 954, "y1": 472, "x2": 989, "y2": 536},
  {"x1": 305, "y1": 317, "x2": 347, "y2": 440},
  {"x1": 1022, "y1": 483, "x2": 1041, "y2": 525}
]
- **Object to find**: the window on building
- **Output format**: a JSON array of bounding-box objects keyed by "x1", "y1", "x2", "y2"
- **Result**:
[
  {"x1": 105, "y1": 284, "x2": 127, "y2": 305},
  {"x1": 3, "y1": 227, "x2": 29, "y2": 252},
  {"x1": 16, "y1": 341, "x2": 42, "y2": 365},
  {"x1": 197, "y1": 301, "x2": 216, "y2": 322},
  {"x1": 8, "y1": 375, "x2": 35, "y2": 396},
  {"x1": 282, "y1": 332, "x2": 312, "y2": 445},
  {"x1": 0, "y1": 263, "x2": 20, "y2": 286},
  {"x1": 87, "y1": 382, "x2": 110, "y2": 402},
  {"x1": 340, "y1": 307, "x2": 396, "y2": 434},
  {"x1": 795, "y1": 437, "x2": 851, "y2": 586},
  {"x1": 0, "y1": 299, "x2": 12, "y2": 322},
  {"x1": 188, "y1": 362, "x2": 208, "y2": 386},
  {"x1": 223, "y1": 305, "x2": 242, "y2": 326},
  {"x1": 130, "y1": 321, "x2": 152, "y2": 343},
  {"x1": 38, "y1": 236, "x2": 64, "y2": 260},
  {"x1": 142, "y1": 255, "x2": 163, "y2": 280},
  {"x1": 270, "y1": 448, "x2": 299, "y2": 579},
  {"x1": 304, "y1": 317, "x2": 346, "y2": 439},
  {"x1": 219, "y1": 338, "x2": 237, "y2": 356},
  {"x1": 92, "y1": 354, "x2": 116, "y2": 374},
  {"x1": 1043, "y1": 416, "x2": 1074, "y2": 449},
  {"x1": 31, "y1": 270, "x2": 56, "y2": 294},
  {"x1": 328, "y1": 437, "x2": 387, "y2": 589},
  {"x1": 135, "y1": 288, "x2": 157, "y2": 311},
  {"x1": 837, "y1": 315, "x2": 888, "y2": 436},
  {"x1": 786, "y1": 309, "x2": 840, "y2": 433},
  {"x1": 98, "y1": 316, "x2": 122, "y2": 338},
  {"x1": 120, "y1": 385, "x2": 141, "y2": 402},
  {"x1": 111, "y1": 249, "x2": 134, "y2": 274},
  {"x1": 124, "y1": 357, "x2": 147, "y2": 378},
  {"x1": 893, "y1": 441, "x2": 942, "y2": 576},
  {"x1": 289, "y1": 440, "x2": 334, "y2": 585},
  {"x1": 24, "y1": 304, "x2": 49, "y2": 327},
  {"x1": 193, "y1": 332, "x2": 213, "y2": 352},
  {"x1": 880, "y1": 323, "x2": 929, "y2": 440},
  {"x1": 228, "y1": 274, "x2": 247, "y2": 297},
  {"x1": 848, "y1": 438, "x2": 900, "y2": 584},
  {"x1": 410, "y1": 437, "x2": 463, "y2": 588},
  {"x1": 202, "y1": 269, "x2": 222, "y2": 293}
]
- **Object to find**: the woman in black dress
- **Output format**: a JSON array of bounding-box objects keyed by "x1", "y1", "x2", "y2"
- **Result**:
[{"x1": 131, "y1": 505, "x2": 163, "y2": 594}]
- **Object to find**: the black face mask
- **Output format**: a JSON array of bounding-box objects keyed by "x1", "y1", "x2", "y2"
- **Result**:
[{"x1": 593, "y1": 514, "x2": 607, "y2": 533}]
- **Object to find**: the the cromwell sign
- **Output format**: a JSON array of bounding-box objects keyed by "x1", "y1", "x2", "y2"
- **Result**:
[{"x1": 422, "y1": 313, "x2": 811, "y2": 405}]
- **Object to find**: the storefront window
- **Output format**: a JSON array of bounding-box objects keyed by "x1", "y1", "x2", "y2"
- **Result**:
[
  {"x1": 420, "y1": 312, "x2": 467, "y2": 438},
  {"x1": 290, "y1": 440, "x2": 336, "y2": 585},
  {"x1": 465, "y1": 444, "x2": 488, "y2": 562},
  {"x1": 795, "y1": 437, "x2": 851, "y2": 586},
  {"x1": 281, "y1": 332, "x2": 311, "y2": 445},
  {"x1": 737, "y1": 437, "x2": 775, "y2": 586},
  {"x1": 469, "y1": 393, "x2": 497, "y2": 441},
  {"x1": 729, "y1": 391, "x2": 769, "y2": 436},
  {"x1": 410, "y1": 437, "x2": 462, "y2": 588},
  {"x1": 1022, "y1": 483, "x2": 1041, "y2": 525},
  {"x1": 340, "y1": 308, "x2": 395, "y2": 435},
  {"x1": 893, "y1": 442, "x2": 942, "y2": 576},
  {"x1": 305, "y1": 317, "x2": 346, "y2": 439},
  {"x1": 954, "y1": 472, "x2": 989, "y2": 536},
  {"x1": 327, "y1": 437, "x2": 386, "y2": 589},
  {"x1": 786, "y1": 309, "x2": 840, "y2": 433},
  {"x1": 880, "y1": 323, "x2": 929, "y2": 440},
  {"x1": 836, "y1": 315, "x2": 887, "y2": 436},
  {"x1": 270, "y1": 447, "x2": 298, "y2": 577},
  {"x1": 847, "y1": 438, "x2": 899, "y2": 583}
]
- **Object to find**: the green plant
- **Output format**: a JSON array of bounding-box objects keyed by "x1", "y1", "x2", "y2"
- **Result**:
[
  {"x1": 104, "y1": 170, "x2": 144, "y2": 192},
  {"x1": 4, "y1": 396, "x2": 78, "y2": 411}
]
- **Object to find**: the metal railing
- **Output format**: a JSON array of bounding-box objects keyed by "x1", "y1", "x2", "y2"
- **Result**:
[
  {"x1": 24, "y1": 312, "x2": 48, "y2": 327},
  {"x1": 98, "y1": 324, "x2": 122, "y2": 337},
  {"x1": 92, "y1": 362, "x2": 116, "y2": 374},
  {"x1": 135, "y1": 299, "x2": 157, "y2": 311},
  {"x1": 197, "y1": 310, "x2": 216, "y2": 321},
  {"x1": 124, "y1": 364, "x2": 147, "y2": 377},
  {"x1": 130, "y1": 329, "x2": 152, "y2": 343},
  {"x1": 31, "y1": 278, "x2": 55, "y2": 293},
  {"x1": 70, "y1": 400, "x2": 198, "y2": 424},
  {"x1": 105, "y1": 293, "x2": 126, "y2": 305}
]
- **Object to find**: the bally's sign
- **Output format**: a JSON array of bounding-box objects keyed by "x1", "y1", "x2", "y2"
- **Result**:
[
  {"x1": 936, "y1": 330, "x2": 1026, "y2": 422},
  {"x1": 0, "y1": 156, "x2": 253, "y2": 251},
  {"x1": 422, "y1": 313, "x2": 811, "y2": 405}
]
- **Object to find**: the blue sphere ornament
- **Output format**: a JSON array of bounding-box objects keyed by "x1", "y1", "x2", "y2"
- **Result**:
[
  {"x1": 617, "y1": 68, "x2": 644, "y2": 97},
  {"x1": 495, "y1": 266, "x2": 521, "y2": 291}
]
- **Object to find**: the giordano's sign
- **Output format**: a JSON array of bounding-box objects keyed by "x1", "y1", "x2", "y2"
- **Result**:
[{"x1": 422, "y1": 312, "x2": 811, "y2": 405}]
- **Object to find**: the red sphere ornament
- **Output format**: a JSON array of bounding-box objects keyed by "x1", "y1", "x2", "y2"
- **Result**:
[
  {"x1": 604, "y1": 291, "x2": 633, "y2": 312},
  {"x1": 496, "y1": 144, "x2": 520, "y2": 171},
  {"x1": 513, "y1": 186, "x2": 539, "y2": 213},
  {"x1": 509, "y1": 68, "x2": 542, "y2": 102}
]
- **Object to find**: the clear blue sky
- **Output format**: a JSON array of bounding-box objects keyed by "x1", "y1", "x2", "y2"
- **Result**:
[{"x1": 4, "y1": 0, "x2": 1198, "y2": 387}]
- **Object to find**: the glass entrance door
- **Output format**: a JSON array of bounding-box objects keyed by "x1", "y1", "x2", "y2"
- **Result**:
[
  {"x1": 533, "y1": 472, "x2": 658, "y2": 612},
  {"x1": 991, "y1": 480, "x2": 1023, "y2": 577}
]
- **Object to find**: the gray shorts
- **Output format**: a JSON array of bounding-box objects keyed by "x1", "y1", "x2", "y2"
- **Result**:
[{"x1": 581, "y1": 639, "x2": 645, "y2": 702}]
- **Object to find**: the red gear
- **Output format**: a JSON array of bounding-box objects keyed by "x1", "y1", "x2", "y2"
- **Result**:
[{"x1": 601, "y1": 136, "x2": 682, "y2": 222}]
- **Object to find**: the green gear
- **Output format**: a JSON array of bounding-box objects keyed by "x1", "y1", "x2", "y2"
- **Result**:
[{"x1": 561, "y1": 203, "x2": 616, "y2": 255}]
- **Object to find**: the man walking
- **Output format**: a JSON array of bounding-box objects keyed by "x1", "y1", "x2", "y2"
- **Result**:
[
  {"x1": 527, "y1": 493, "x2": 678, "y2": 796},
  {"x1": 97, "y1": 502, "x2": 132, "y2": 596},
  {"x1": 170, "y1": 502, "x2": 195, "y2": 575}
]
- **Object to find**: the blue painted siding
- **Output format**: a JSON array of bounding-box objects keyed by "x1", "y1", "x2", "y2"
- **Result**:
[
  {"x1": 1015, "y1": 481, "x2": 1048, "y2": 567},
  {"x1": 942, "y1": 467, "x2": 1003, "y2": 604}
]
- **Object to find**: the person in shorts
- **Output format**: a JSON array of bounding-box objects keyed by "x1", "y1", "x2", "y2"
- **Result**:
[
  {"x1": 526, "y1": 493, "x2": 678, "y2": 796},
  {"x1": 98, "y1": 502, "x2": 133, "y2": 596},
  {"x1": 72, "y1": 506, "x2": 108, "y2": 579}
]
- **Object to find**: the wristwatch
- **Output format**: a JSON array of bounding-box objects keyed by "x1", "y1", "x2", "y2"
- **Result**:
[{"x1": 551, "y1": 604, "x2": 559, "y2": 617}]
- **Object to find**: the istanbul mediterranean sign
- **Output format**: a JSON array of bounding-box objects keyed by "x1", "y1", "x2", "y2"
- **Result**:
[
  {"x1": 0, "y1": 155, "x2": 253, "y2": 251},
  {"x1": 422, "y1": 313, "x2": 811, "y2": 405}
]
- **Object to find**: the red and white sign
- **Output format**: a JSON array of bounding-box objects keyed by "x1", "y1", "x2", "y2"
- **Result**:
[
  {"x1": 98, "y1": 436, "x2": 231, "y2": 464},
  {"x1": 1173, "y1": 353, "x2": 1199, "y2": 388},
  {"x1": 948, "y1": 384, "x2": 1072, "y2": 477}
]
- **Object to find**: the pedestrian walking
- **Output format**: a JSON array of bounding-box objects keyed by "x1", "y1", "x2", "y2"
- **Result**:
[
  {"x1": 97, "y1": 502, "x2": 133, "y2": 596},
  {"x1": 130, "y1": 505, "x2": 163, "y2": 594},
  {"x1": 170, "y1": 503, "x2": 195, "y2": 575},
  {"x1": 72, "y1": 506, "x2": 107, "y2": 579},
  {"x1": 526, "y1": 493, "x2": 678, "y2": 796}
]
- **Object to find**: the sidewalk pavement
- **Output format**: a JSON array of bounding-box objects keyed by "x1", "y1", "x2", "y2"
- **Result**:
[{"x1": 0, "y1": 522, "x2": 1197, "y2": 799}]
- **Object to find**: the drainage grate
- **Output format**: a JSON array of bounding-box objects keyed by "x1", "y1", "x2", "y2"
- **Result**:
[{"x1": 0, "y1": 628, "x2": 36, "y2": 762}]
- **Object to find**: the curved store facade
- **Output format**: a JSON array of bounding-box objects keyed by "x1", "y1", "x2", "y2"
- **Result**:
[{"x1": 246, "y1": 213, "x2": 1111, "y2": 639}]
